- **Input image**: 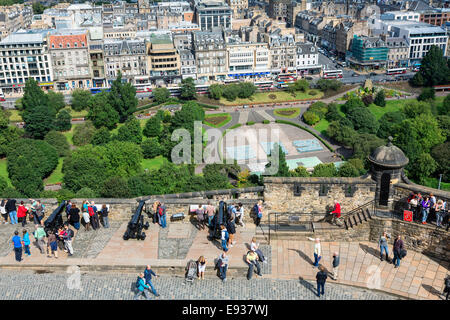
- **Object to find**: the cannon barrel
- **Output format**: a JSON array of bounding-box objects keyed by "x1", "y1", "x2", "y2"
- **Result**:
[
  {"x1": 44, "y1": 200, "x2": 66, "y2": 233},
  {"x1": 123, "y1": 200, "x2": 148, "y2": 240}
]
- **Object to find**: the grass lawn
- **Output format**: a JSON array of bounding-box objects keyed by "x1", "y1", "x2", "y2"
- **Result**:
[
  {"x1": 0, "y1": 158, "x2": 11, "y2": 186},
  {"x1": 219, "y1": 90, "x2": 323, "y2": 105},
  {"x1": 63, "y1": 125, "x2": 78, "y2": 145},
  {"x1": 314, "y1": 118, "x2": 330, "y2": 135},
  {"x1": 44, "y1": 158, "x2": 64, "y2": 185},
  {"x1": 274, "y1": 107, "x2": 301, "y2": 118},
  {"x1": 203, "y1": 113, "x2": 231, "y2": 128},
  {"x1": 141, "y1": 156, "x2": 167, "y2": 171},
  {"x1": 7, "y1": 108, "x2": 88, "y2": 122},
  {"x1": 412, "y1": 177, "x2": 450, "y2": 192}
]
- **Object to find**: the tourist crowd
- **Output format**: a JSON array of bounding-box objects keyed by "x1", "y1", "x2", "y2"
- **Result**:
[{"x1": 407, "y1": 192, "x2": 449, "y2": 229}]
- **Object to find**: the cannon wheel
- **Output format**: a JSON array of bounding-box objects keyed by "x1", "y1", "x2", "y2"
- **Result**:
[{"x1": 140, "y1": 232, "x2": 146, "y2": 240}]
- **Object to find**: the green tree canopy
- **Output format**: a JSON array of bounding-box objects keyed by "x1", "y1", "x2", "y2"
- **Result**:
[
  {"x1": 347, "y1": 107, "x2": 379, "y2": 134},
  {"x1": 289, "y1": 166, "x2": 309, "y2": 177},
  {"x1": 22, "y1": 104, "x2": 56, "y2": 139},
  {"x1": 91, "y1": 127, "x2": 111, "y2": 146},
  {"x1": 152, "y1": 87, "x2": 171, "y2": 104},
  {"x1": 411, "y1": 45, "x2": 450, "y2": 86},
  {"x1": 72, "y1": 121, "x2": 96, "y2": 146},
  {"x1": 141, "y1": 137, "x2": 161, "y2": 159},
  {"x1": 311, "y1": 163, "x2": 337, "y2": 177},
  {"x1": 87, "y1": 91, "x2": 119, "y2": 129},
  {"x1": 208, "y1": 84, "x2": 223, "y2": 100},
  {"x1": 71, "y1": 89, "x2": 91, "y2": 112},
  {"x1": 342, "y1": 97, "x2": 365, "y2": 114},
  {"x1": 44, "y1": 130, "x2": 70, "y2": 157},
  {"x1": 100, "y1": 176, "x2": 130, "y2": 198},
  {"x1": 143, "y1": 116, "x2": 162, "y2": 138},
  {"x1": 374, "y1": 90, "x2": 386, "y2": 107},
  {"x1": 54, "y1": 109, "x2": 72, "y2": 132},
  {"x1": 116, "y1": 117, "x2": 142, "y2": 144},
  {"x1": 180, "y1": 77, "x2": 196, "y2": 100},
  {"x1": 264, "y1": 143, "x2": 290, "y2": 177},
  {"x1": 377, "y1": 111, "x2": 406, "y2": 139},
  {"x1": 108, "y1": 72, "x2": 138, "y2": 122}
]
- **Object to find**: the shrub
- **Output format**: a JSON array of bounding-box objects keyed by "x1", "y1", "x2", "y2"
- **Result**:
[
  {"x1": 302, "y1": 110, "x2": 320, "y2": 125},
  {"x1": 374, "y1": 90, "x2": 386, "y2": 107},
  {"x1": 308, "y1": 89, "x2": 318, "y2": 96},
  {"x1": 262, "y1": 120, "x2": 270, "y2": 124},
  {"x1": 44, "y1": 131, "x2": 70, "y2": 157},
  {"x1": 141, "y1": 137, "x2": 161, "y2": 159},
  {"x1": 342, "y1": 97, "x2": 365, "y2": 114},
  {"x1": 308, "y1": 101, "x2": 328, "y2": 118},
  {"x1": 72, "y1": 121, "x2": 95, "y2": 146},
  {"x1": 246, "y1": 121, "x2": 255, "y2": 125},
  {"x1": 311, "y1": 163, "x2": 337, "y2": 177},
  {"x1": 75, "y1": 187, "x2": 98, "y2": 198},
  {"x1": 100, "y1": 176, "x2": 130, "y2": 198},
  {"x1": 362, "y1": 94, "x2": 374, "y2": 106},
  {"x1": 417, "y1": 87, "x2": 436, "y2": 101},
  {"x1": 338, "y1": 162, "x2": 360, "y2": 177}
]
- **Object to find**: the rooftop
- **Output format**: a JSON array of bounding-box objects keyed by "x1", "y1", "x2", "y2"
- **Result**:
[{"x1": 0, "y1": 29, "x2": 54, "y2": 45}]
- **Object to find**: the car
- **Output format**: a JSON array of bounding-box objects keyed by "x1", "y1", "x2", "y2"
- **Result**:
[
  {"x1": 370, "y1": 72, "x2": 377, "y2": 76},
  {"x1": 243, "y1": 105, "x2": 249, "y2": 109},
  {"x1": 352, "y1": 73, "x2": 359, "y2": 77}
]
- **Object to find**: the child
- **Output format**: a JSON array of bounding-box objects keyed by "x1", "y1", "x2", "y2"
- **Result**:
[
  {"x1": 22, "y1": 229, "x2": 31, "y2": 256},
  {"x1": 47, "y1": 230, "x2": 58, "y2": 258},
  {"x1": 197, "y1": 256, "x2": 207, "y2": 280},
  {"x1": 82, "y1": 201, "x2": 90, "y2": 231}
]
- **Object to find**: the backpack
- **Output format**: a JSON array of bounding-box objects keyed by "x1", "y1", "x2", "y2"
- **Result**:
[
  {"x1": 253, "y1": 204, "x2": 258, "y2": 215},
  {"x1": 68, "y1": 229, "x2": 74, "y2": 239},
  {"x1": 400, "y1": 249, "x2": 407, "y2": 259},
  {"x1": 136, "y1": 277, "x2": 141, "y2": 289},
  {"x1": 88, "y1": 206, "x2": 95, "y2": 216}
]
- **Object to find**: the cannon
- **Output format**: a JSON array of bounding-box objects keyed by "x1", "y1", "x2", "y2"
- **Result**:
[
  {"x1": 43, "y1": 200, "x2": 66, "y2": 235},
  {"x1": 123, "y1": 200, "x2": 149, "y2": 240},
  {"x1": 209, "y1": 200, "x2": 227, "y2": 240}
]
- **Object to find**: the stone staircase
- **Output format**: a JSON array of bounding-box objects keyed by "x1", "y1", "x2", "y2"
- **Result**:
[{"x1": 342, "y1": 207, "x2": 373, "y2": 229}]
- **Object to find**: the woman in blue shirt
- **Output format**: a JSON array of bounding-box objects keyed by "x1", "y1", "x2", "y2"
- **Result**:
[{"x1": 22, "y1": 229, "x2": 31, "y2": 256}]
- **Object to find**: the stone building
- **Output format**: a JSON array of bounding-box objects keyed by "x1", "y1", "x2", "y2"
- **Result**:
[
  {"x1": 49, "y1": 31, "x2": 92, "y2": 91},
  {"x1": 227, "y1": 0, "x2": 248, "y2": 19},
  {"x1": 286, "y1": 0, "x2": 308, "y2": 27},
  {"x1": 103, "y1": 38, "x2": 147, "y2": 85},
  {"x1": 349, "y1": 35, "x2": 389, "y2": 70},
  {"x1": 147, "y1": 33, "x2": 181, "y2": 86},
  {"x1": 193, "y1": 30, "x2": 227, "y2": 82},
  {"x1": 268, "y1": 32, "x2": 297, "y2": 73},
  {"x1": 295, "y1": 43, "x2": 321, "y2": 76},
  {"x1": 173, "y1": 33, "x2": 197, "y2": 79},
  {"x1": 196, "y1": 0, "x2": 233, "y2": 31},
  {"x1": 88, "y1": 27, "x2": 106, "y2": 88},
  {"x1": 335, "y1": 20, "x2": 369, "y2": 59},
  {"x1": 268, "y1": 0, "x2": 291, "y2": 22},
  {"x1": 0, "y1": 4, "x2": 33, "y2": 40},
  {"x1": 226, "y1": 39, "x2": 271, "y2": 79},
  {"x1": 383, "y1": 36, "x2": 410, "y2": 68}
]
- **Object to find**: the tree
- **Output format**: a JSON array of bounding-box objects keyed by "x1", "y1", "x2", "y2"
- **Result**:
[
  {"x1": 72, "y1": 121, "x2": 96, "y2": 146},
  {"x1": 171, "y1": 101, "x2": 205, "y2": 133},
  {"x1": 289, "y1": 166, "x2": 309, "y2": 177},
  {"x1": 8, "y1": 157, "x2": 43, "y2": 197},
  {"x1": 32, "y1": 2, "x2": 45, "y2": 14},
  {"x1": 47, "y1": 91, "x2": 66, "y2": 113},
  {"x1": 316, "y1": 79, "x2": 342, "y2": 92},
  {"x1": 21, "y1": 79, "x2": 48, "y2": 112},
  {"x1": 141, "y1": 137, "x2": 161, "y2": 159},
  {"x1": 0, "y1": 176, "x2": 7, "y2": 192},
  {"x1": 374, "y1": 90, "x2": 386, "y2": 107},
  {"x1": 303, "y1": 111, "x2": 321, "y2": 125},
  {"x1": 338, "y1": 162, "x2": 360, "y2": 177},
  {"x1": 208, "y1": 84, "x2": 223, "y2": 100},
  {"x1": 347, "y1": 158, "x2": 367, "y2": 175},
  {"x1": 100, "y1": 176, "x2": 131, "y2": 198},
  {"x1": 152, "y1": 87, "x2": 171, "y2": 104},
  {"x1": 44, "y1": 131, "x2": 70, "y2": 157},
  {"x1": 0, "y1": 111, "x2": 23, "y2": 157},
  {"x1": 237, "y1": 82, "x2": 257, "y2": 99},
  {"x1": 108, "y1": 71, "x2": 138, "y2": 122},
  {"x1": 417, "y1": 87, "x2": 436, "y2": 101},
  {"x1": 437, "y1": 115, "x2": 450, "y2": 140},
  {"x1": 414, "y1": 153, "x2": 438, "y2": 183},
  {"x1": 91, "y1": 127, "x2": 111, "y2": 146},
  {"x1": 351, "y1": 133, "x2": 384, "y2": 161},
  {"x1": 325, "y1": 103, "x2": 343, "y2": 122},
  {"x1": 347, "y1": 107, "x2": 379, "y2": 134},
  {"x1": 87, "y1": 91, "x2": 119, "y2": 129},
  {"x1": 377, "y1": 111, "x2": 405, "y2": 139},
  {"x1": 222, "y1": 84, "x2": 238, "y2": 101},
  {"x1": 405, "y1": 113, "x2": 445, "y2": 153},
  {"x1": 293, "y1": 79, "x2": 310, "y2": 92},
  {"x1": 23, "y1": 104, "x2": 56, "y2": 139},
  {"x1": 143, "y1": 116, "x2": 162, "y2": 138},
  {"x1": 116, "y1": 117, "x2": 142, "y2": 144},
  {"x1": 180, "y1": 77, "x2": 196, "y2": 100},
  {"x1": 326, "y1": 120, "x2": 356, "y2": 147},
  {"x1": 342, "y1": 97, "x2": 365, "y2": 114},
  {"x1": 441, "y1": 94, "x2": 450, "y2": 115},
  {"x1": 411, "y1": 45, "x2": 450, "y2": 86},
  {"x1": 54, "y1": 109, "x2": 72, "y2": 132},
  {"x1": 71, "y1": 89, "x2": 91, "y2": 111},
  {"x1": 402, "y1": 100, "x2": 432, "y2": 118},
  {"x1": 264, "y1": 143, "x2": 290, "y2": 177},
  {"x1": 75, "y1": 187, "x2": 98, "y2": 198},
  {"x1": 308, "y1": 102, "x2": 328, "y2": 118},
  {"x1": 362, "y1": 94, "x2": 374, "y2": 106},
  {"x1": 312, "y1": 163, "x2": 337, "y2": 177},
  {"x1": 431, "y1": 142, "x2": 450, "y2": 180}
]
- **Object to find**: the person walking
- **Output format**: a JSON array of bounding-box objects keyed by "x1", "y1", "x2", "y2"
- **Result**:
[
  {"x1": 227, "y1": 206, "x2": 236, "y2": 247},
  {"x1": 246, "y1": 250, "x2": 262, "y2": 280},
  {"x1": 5, "y1": 198, "x2": 17, "y2": 225},
  {"x1": 379, "y1": 231, "x2": 391, "y2": 262},
  {"x1": 100, "y1": 204, "x2": 110, "y2": 228},
  {"x1": 34, "y1": 200, "x2": 45, "y2": 225},
  {"x1": 68, "y1": 204, "x2": 81, "y2": 231},
  {"x1": 392, "y1": 235, "x2": 404, "y2": 268},
  {"x1": 134, "y1": 273, "x2": 152, "y2": 300},
  {"x1": 308, "y1": 237, "x2": 322, "y2": 267},
  {"x1": 33, "y1": 224, "x2": 46, "y2": 254},
  {"x1": 316, "y1": 265, "x2": 328, "y2": 297},
  {"x1": 421, "y1": 196, "x2": 430, "y2": 224},
  {"x1": 254, "y1": 200, "x2": 263, "y2": 227},
  {"x1": 46, "y1": 230, "x2": 58, "y2": 258},
  {"x1": 12, "y1": 230, "x2": 22, "y2": 262},
  {"x1": 22, "y1": 229, "x2": 31, "y2": 256},
  {"x1": 63, "y1": 224, "x2": 74, "y2": 256},
  {"x1": 331, "y1": 252, "x2": 340, "y2": 280},
  {"x1": 250, "y1": 237, "x2": 267, "y2": 263},
  {"x1": 235, "y1": 203, "x2": 245, "y2": 227},
  {"x1": 17, "y1": 201, "x2": 28, "y2": 227},
  {"x1": 330, "y1": 200, "x2": 341, "y2": 225},
  {"x1": 205, "y1": 202, "x2": 215, "y2": 227},
  {"x1": 196, "y1": 204, "x2": 205, "y2": 230},
  {"x1": 217, "y1": 251, "x2": 229, "y2": 283},
  {"x1": 220, "y1": 224, "x2": 229, "y2": 252},
  {"x1": 444, "y1": 275, "x2": 450, "y2": 300},
  {"x1": 197, "y1": 256, "x2": 207, "y2": 280},
  {"x1": 143, "y1": 265, "x2": 160, "y2": 297}
]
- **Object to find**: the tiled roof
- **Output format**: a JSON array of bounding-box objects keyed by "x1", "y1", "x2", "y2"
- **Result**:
[{"x1": 49, "y1": 34, "x2": 87, "y2": 49}]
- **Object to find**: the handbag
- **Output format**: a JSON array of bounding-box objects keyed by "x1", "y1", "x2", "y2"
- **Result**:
[{"x1": 400, "y1": 249, "x2": 407, "y2": 258}]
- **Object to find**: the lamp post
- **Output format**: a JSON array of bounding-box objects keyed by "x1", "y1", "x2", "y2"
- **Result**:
[{"x1": 438, "y1": 174, "x2": 443, "y2": 190}]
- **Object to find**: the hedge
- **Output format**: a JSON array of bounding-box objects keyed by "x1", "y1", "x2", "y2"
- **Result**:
[
  {"x1": 246, "y1": 121, "x2": 255, "y2": 125},
  {"x1": 275, "y1": 119, "x2": 335, "y2": 153},
  {"x1": 263, "y1": 120, "x2": 270, "y2": 124}
]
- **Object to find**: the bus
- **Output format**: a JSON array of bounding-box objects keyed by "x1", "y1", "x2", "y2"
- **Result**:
[
  {"x1": 167, "y1": 86, "x2": 181, "y2": 96},
  {"x1": 386, "y1": 68, "x2": 406, "y2": 75},
  {"x1": 134, "y1": 83, "x2": 152, "y2": 93},
  {"x1": 224, "y1": 79, "x2": 240, "y2": 84},
  {"x1": 276, "y1": 73, "x2": 297, "y2": 84},
  {"x1": 322, "y1": 70, "x2": 343, "y2": 79},
  {"x1": 254, "y1": 81, "x2": 274, "y2": 91},
  {"x1": 195, "y1": 84, "x2": 209, "y2": 94},
  {"x1": 0, "y1": 88, "x2": 4, "y2": 101},
  {"x1": 90, "y1": 87, "x2": 110, "y2": 94}
]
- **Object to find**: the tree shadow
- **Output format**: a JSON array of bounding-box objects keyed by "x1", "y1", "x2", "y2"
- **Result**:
[
  {"x1": 298, "y1": 276, "x2": 316, "y2": 295},
  {"x1": 289, "y1": 248, "x2": 314, "y2": 265},
  {"x1": 359, "y1": 243, "x2": 381, "y2": 259},
  {"x1": 422, "y1": 284, "x2": 445, "y2": 300}
]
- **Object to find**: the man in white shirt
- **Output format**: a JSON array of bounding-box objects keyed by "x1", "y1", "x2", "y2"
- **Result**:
[{"x1": 308, "y1": 237, "x2": 321, "y2": 267}]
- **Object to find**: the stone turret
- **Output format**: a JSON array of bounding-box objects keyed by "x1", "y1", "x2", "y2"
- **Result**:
[{"x1": 368, "y1": 136, "x2": 409, "y2": 209}]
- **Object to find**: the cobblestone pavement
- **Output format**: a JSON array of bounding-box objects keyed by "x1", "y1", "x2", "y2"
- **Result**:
[
  {"x1": 0, "y1": 222, "x2": 35, "y2": 257},
  {"x1": 0, "y1": 271, "x2": 401, "y2": 300}
]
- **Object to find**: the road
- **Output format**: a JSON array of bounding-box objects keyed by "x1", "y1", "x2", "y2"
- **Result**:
[{"x1": 0, "y1": 271, "x2": 400, "y2": 300}]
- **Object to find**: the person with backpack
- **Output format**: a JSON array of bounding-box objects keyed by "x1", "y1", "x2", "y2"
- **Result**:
[
  {"x1": 220, "y1": 224, "x2": 229, "y2": 252},
  {"x1": 12, "y1": 230, "x2": 22, "y2": 262},
  {"x1": 22, "y1": 229, "x2": 31, "y2": 256},
  {"x1": 143, "y1": 265, "x2": 160, "y2": 297},
  {"x1": 316, "y1": 265, "x2": 328, "y2": 297},
  {"x1": 134, "y1": 273, "x2": 152, "y2": 300},
  {"x1": 246, "y1": 250, "x2": 262, "y2": 280},
  {"x1": 63, "y1": 224, "x2": 74, "y2": 256},
  {"x1": 392, "y1": 235, "x2": 404, "y2": 268},
  {"x1": 17, "y1": 201, "x2": 28, "y2": 227},
  {"x1": 46, "y1": 230, "x2": 58, "y2": 258},
  {"x1": 33, "y1": 224, "x2": 46, "y2": 254},
  {"x1": 100, "y1": 204, "x2": 110, "y2": 228},
  {"x1": 158, "y1": 202, "x2": 167, "y2": 228},
  {"x1": 5, "y1": 198, "x2": 17, "y2": 225},
  {"x1": 88, "y1": 203, "x2": 97, "y2": 230}
]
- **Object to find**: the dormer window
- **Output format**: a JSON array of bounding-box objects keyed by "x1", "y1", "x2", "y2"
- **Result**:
[
  {"x1": 74, "y1": 42, "x2": 78, "y2": 47},
  {"x1": 59, "y1": 43, "x2": 62, "y2": 48},
  {"x1": 51, "y1": 44, "x2": 54, "y2": 48},
  {"x1": 81, "y1": 42, "x2": 85, "y2": 47},
  {"x1": 67, "y1": 43, "x2": 70, "y2": 48}
]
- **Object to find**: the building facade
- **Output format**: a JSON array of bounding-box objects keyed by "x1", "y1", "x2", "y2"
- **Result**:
[
  {"x1": 295, "y1": 43, "x2": 321, "y2": 76},
  {"x1": 193, "y1": 31, "x2": 227, "y2": 82},
  {"x1": 226, "y1": 41, "x2": 270, "y2": 79},
  {"x1": 349, "y1": 35, "x2": 389, "y2": 70},
  {"x1": 196, "y1": 1, "x2": 232, "y2": 31},
  {"x1": 147, "y1": 33, "x2": 181, "y2": 85}
]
